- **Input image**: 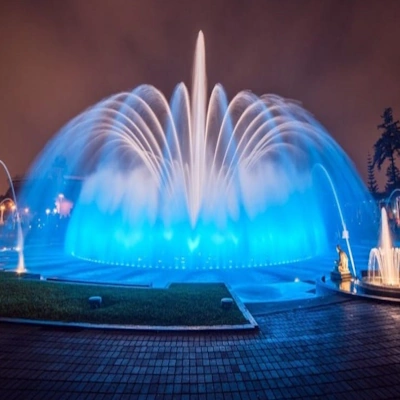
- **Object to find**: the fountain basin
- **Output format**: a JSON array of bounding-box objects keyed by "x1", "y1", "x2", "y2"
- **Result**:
[
  {"x1": 317, "y1": 275, "x2": 400, "y2": 303},
  {"x1": 357, "y1": 276, "x2": 400, "y2": 299}
]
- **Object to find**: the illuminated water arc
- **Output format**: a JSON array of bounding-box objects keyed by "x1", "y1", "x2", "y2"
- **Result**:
[
  {"x1": 0, "y1": 160, "x2": 25, "y2": 273},
  {"x1": 386, "y1": 189, "x2": 400, "y2": 219},
  {"x1": 210, "y1": 91, "x2": 258, "y2": 171},
  {"x1": 387, "y1": 189, "x2": 400, "y2": 204},
  {"x1": 49, "y1": 108, "x2": 185, "y2": 201},
  {"x1": 215, "y1": 107, "x2": 300, "y2": 190},
  {"x1": 72, "y1": 123, "x2": 164, "y2": 191},
  {"x1": 313, "y1": 163, "x2": 356, "y2": 277}
]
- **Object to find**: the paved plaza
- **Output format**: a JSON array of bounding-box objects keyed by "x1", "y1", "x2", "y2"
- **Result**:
[{"x1": 1, "y1": 296, "x2": 400, "y2": 399}]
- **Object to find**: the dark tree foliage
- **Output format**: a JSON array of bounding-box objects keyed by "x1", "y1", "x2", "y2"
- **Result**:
[
  {"x1": 367, "y1": 152, "x2": 379, "y2": 194},
  {"x1": 373, "y1": 107, "x2": 400, "y2": 193}
]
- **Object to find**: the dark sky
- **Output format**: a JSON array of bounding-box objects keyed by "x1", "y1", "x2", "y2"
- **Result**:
[{"x1": 1, "y1": 0, "x2": 400, "y2": 193}]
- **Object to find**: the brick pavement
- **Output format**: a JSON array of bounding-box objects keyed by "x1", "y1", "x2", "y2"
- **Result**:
[{"x1": 1, "y1": 298, "x2": 400, "y2": 399}]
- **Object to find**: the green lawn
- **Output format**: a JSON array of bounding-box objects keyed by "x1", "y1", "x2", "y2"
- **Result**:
[{"x1": 0, "y1": 272, "x2": 248, "y2": 326}]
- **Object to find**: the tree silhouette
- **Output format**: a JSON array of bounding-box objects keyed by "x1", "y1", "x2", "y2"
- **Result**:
[
  {"x1": 367, "y1": 152, "x2": 379, "y2": 194},
  {"x1": 373, "y1": 107, "x2": 400, "y2": 193}
]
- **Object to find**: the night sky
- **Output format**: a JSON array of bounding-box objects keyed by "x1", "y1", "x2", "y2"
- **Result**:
[{"x1": 1, "y1": 0, "x2": 400, "y2": 193}]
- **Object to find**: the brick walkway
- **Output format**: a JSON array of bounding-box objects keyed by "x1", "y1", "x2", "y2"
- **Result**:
[{"x1": 1, "y1": 298, "x2": 400, "y2": 399}]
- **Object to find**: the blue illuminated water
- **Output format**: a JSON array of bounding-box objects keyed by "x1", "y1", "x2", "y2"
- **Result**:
[
  {"x1": 0, "y1": 160, "x2": 25, "y2": 272},
  {"x1": 20, "y1": 32, "x2": 375, "y2": 275}
]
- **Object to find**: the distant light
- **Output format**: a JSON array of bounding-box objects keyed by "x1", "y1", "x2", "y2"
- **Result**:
[
  {"x1": 45, "y1": 209, "x2": 51, "y2": 215},
  {"x1": 294, "y1": 277, "x2": 300, "y2": 283}
]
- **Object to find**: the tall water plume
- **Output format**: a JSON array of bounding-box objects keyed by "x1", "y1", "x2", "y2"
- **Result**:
[{"x1": 368, "y1": 207, "x2": 400, "y2": 286}]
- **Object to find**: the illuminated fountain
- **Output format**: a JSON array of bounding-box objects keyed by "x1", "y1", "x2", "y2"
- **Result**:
[
  {"x1": 318, "y1": 206, "x2": 400, "y2": 302},
  {"x1": 366, "y1": 207, "x2": 400, "y2": 287},
  {"x1": 19, "y1": 32, "x2": 373, "y2": 279}
]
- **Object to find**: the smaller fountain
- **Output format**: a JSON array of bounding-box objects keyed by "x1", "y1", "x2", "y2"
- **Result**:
[
  {"x1": 366, "y1": 207, "x2": 400, "y2": 287},
  {"x1": 346, "y1": 206, "x2": 400, "y2": 300},
  {"x1": 317, "y1": 206, "x2": 400, "y2": 301}
]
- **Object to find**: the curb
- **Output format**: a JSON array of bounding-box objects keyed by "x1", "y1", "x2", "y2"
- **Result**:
[{"x1": 0, "y1": 317, "x2": 258, "y2": 332}]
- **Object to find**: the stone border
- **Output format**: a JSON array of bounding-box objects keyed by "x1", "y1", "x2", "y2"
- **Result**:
[
  {"x1": 0, "y1": 317, "x2": 257, "y2": 332},
  {"x1": 226, "y1": 284, "x2": 258, "y2": 329}
]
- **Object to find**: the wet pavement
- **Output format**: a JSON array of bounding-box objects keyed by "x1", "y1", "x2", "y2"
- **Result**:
[{"x1": 1, "y1": 296, "x2": 400, "y2": 399}]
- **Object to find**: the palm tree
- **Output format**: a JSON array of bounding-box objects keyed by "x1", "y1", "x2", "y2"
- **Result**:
[{"x1": 373, "y1": 108, "x2": 400, "y2": 193}]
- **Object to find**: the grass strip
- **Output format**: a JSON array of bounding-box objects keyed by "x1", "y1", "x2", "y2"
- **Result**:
[{"x1": 0, "y1": 272, "x2": 248, "y2": 326}]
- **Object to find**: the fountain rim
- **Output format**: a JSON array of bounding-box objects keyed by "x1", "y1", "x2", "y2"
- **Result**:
[
  {"x1": 316, "y1": 275, "x2": 400, "y2": 303},
  {"x1": 357, "y1": 277, "x2": 400, "y2": 295}
]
